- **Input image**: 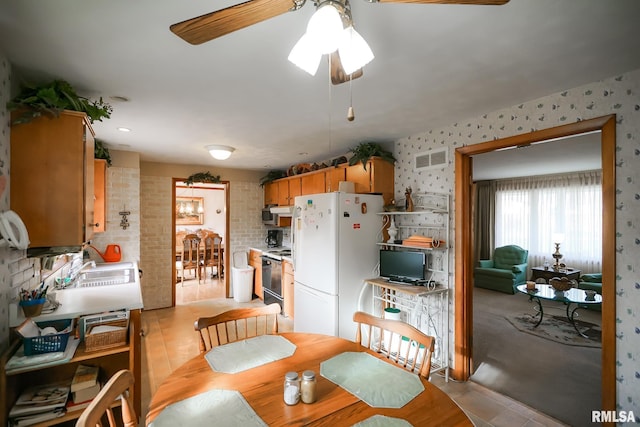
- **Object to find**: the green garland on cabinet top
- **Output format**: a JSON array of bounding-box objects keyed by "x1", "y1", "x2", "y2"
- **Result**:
[{"x1": 185, "y1": 171, "x2": 221, "y2": 186}]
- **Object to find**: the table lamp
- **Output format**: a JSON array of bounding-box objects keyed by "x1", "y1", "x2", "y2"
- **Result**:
[{"x1": 551, "y1": 233, "x2": 565, "y2": 271}]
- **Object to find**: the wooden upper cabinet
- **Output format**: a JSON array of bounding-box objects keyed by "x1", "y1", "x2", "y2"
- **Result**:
[
  {"x1": 264, "y1": 158, "x2": 394, "y2": 206},
  {"x1": 93, "y1": 159, "x2": 107, "y2": 233},
  {"x1": 10, "y1": 110, "x2": 96, "y2": 250},
  {"x1": 345, "y1": 157, "x2": 395, "y2": 204},
  {"x1": 264, "y1": 182, "x2": 278, "y2": 206},
  {"x1": 301, "y1": 170, "x2": 325, "y2": 195},
  {"x1": 324, "y1": 167, "x2": 345, "y2": 192},
  {"x1": 289, "y1": 177, "x2": 301, "y2": 203},
  {"x1": 277, "y1": 180, "x2": 290, "y2": 206}
]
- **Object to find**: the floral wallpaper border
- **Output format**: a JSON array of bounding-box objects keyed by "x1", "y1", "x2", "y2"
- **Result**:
[{"x1": 393, "y1": 68, "x2": 640, "y2": 420}]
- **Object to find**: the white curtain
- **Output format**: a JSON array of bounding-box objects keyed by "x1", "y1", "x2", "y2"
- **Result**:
[{"x1": 494, "y1": 170, "x2": 602, "y2": 274}]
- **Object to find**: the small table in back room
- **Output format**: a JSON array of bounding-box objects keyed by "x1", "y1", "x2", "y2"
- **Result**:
[{"x1": 530, "y1": 266, "x2": 580, "y2": 283}]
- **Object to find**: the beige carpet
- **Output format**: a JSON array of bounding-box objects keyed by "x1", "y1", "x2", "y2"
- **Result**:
[{"x1": 472, "y1": 287, "x2": 601, "y2": 427}]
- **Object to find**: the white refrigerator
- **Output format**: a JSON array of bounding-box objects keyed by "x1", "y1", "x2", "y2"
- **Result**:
[{"x1": 292, "y1": 192, "x2": 384, "y2": 341}]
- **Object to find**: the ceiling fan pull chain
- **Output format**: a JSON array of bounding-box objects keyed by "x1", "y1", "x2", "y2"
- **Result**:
[{"x1": 347, "y1": 76, "x2": 355, "y2": 121}]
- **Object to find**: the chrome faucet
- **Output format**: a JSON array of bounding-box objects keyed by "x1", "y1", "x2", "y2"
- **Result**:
[{"x1": 69, "y1": 260, "x2": 96, "y2": 282}]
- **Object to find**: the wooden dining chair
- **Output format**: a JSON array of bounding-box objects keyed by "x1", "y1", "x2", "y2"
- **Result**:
[
  {"x1": 194, "y1": 303, "x2": 281, "y2": 353},
  {"x1": 75, "y1": 369, "x2": 137, "y2": 427},
  {"x1": 180, "y1": 233, "x2": 201, "y2": 285},
  {"x1": 353, "y1": 311, "x2": 435, "y2": 379},
  {"x1": 201, "y1": 233, "x2": 223, "y2": 280}
]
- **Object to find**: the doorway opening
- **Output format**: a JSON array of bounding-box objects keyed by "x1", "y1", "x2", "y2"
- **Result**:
[
  {"x1": 454, "y1": 115, "x2": 616, "y2": 414},
  {"x1": 172, "y1": 178, "x2": 231, "y2": 306}
]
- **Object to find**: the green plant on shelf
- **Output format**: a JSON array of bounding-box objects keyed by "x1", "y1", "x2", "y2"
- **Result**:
[{"x1": 7, "y1": 79, "x2": 113, "y2": 125}]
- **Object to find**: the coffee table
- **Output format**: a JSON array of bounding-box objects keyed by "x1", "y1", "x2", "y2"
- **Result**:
[{"x1": 515, "y1": 284, "x2": 602, "y2": 338}]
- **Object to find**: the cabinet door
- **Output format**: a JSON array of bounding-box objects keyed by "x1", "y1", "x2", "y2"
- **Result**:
[
  {"x1": 369, "y1": 158, "x2": 395, "y2": 205},
  {"x1": 264, "y1": 182, "x2": 278, "y2": 206},
  {"x1": 345, "y1": 163, "x2": 371, "y2": 194},
  {"x1": 283, "y1": 261, "x2": 294, "y2": 318},
  {"x1": 10, "y1": 110, "x2": 95, "y2": 249},
  {"x1": 277, "y1": 180, "x2": 290, "y2": 206},
  {"x1": 288, "y1": 177, "x2": 301, "y2": 203},
  {"x1": 249, "y1": 250, "x2": 263, "y2": 300},
  {"x1": 325, "y1": 167, "x2": 346, "y2": 192},
  {"x1": 345, "y1": 158, "x2": 395, "y2": 204},
  {"x1": 93, "y1": 159, "x2": 107, "y2": 233},
  {"x1": 301, "y1": 172, "x2": 325, "y2": 195}
]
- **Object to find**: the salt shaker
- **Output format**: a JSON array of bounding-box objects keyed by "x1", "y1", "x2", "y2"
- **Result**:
[
  {"x1": 284, "y1": 371, "x2": 300, "y2": 405},
  {"x1": 300, "y1": 370, "x2": 317, "y2": 404}
]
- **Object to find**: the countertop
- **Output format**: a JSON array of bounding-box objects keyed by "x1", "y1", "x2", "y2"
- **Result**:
[
  {"x1": 249, "y1": 246, "x2": 292, "y2": 263},
  {"x1": 9, "y1": 262, "x2": 144, "y2": 327}
]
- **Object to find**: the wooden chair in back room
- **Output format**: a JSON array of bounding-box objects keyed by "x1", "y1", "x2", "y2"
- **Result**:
[
  {"x1": 194, "y1": 303, "x2": 281, "y2": 353},
  {"x1": 353, "y1": 311, "x2": 435, "y2": 380},
  {"x1": 201, "y1": 232, "x2": 223, "y2": 280},
  {"x1": 179, "y1": 233, "x2": 201, "y2": 285}
]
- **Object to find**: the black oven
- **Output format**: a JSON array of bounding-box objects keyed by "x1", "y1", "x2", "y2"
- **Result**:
[{"x1": 261, "y1": 255, "x2": 283, "y2": 313}]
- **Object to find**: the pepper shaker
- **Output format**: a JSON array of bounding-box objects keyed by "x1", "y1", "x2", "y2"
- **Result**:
[{"x1": 300, "y1": 370, "x2": 317, "y2": 404}]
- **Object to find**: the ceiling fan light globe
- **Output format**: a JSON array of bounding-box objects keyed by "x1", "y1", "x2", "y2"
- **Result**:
[
  {"x1": 338, "y1": 26, "x2": 374, "y2": 75},
  {"x1": 288, "y1": 33, "x2": 322, "y2": 75},
  {"x1": 307, "y1": 4, "x2": 344, "y2": 54}
]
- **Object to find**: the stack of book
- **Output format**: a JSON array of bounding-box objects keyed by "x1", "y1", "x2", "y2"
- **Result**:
[
  {"x1": 68, "y1": 365, "x2": 101, "y2": 411},
  {"x1": 8, "y1": 383, "x2": 69, "y2": 426}
]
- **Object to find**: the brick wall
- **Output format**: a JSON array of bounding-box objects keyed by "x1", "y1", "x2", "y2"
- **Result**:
[{"x1": 140, "y1": 176, "x2": 267, "y2": 310}]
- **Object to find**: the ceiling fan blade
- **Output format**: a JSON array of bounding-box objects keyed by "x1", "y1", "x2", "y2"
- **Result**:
[
  {"x1": 376, "y1": 0, "x2": 509, "y2": 4},
  {"x1": 330, "y1": 52, "x2": 364, "y2": 85},
  {"x1": 170, "y1": 0, "x2": 300, "y2": 45}
]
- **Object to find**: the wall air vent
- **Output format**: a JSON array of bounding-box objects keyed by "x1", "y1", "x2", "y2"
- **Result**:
[{"x1": 414, "y1": 147, "x2": 448, "y2": 171}]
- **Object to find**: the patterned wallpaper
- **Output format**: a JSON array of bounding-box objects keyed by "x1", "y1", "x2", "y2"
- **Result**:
[
  {"x1": 393, "y1": 68, "x2": 640, "y2": 417},
  {"x1": 0, "y1": 54, "x2": 10, "y2": 350}
]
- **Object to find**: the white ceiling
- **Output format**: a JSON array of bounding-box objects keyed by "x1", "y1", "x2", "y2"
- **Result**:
[
  {"x1": 472, "y1": 131, "x2": 602, "y2": 180},
  {"x1": 1, "y1": 0, "x2": 639, "y2": 171}
]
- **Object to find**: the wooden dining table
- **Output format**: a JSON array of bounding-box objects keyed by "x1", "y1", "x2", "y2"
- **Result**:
[{"x1": 146, "y1": 332, "x2": 472, "y2": 426}]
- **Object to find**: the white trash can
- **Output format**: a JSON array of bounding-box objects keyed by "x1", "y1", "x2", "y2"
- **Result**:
[{"x1": 232, "y1": 251, "x2": 254, "y2": 303}]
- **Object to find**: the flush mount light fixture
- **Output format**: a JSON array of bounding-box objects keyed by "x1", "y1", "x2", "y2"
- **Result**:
[
  {"x1": 207, "y1": 145, "x2": 235, "y2": 160},
  {"x1": 288, "y1": 0, "x2": 373, "y2": 76}
]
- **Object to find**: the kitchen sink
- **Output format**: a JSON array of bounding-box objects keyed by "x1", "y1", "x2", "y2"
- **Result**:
[{"x1": 76, "y1": 267, "x2": 137, "y2": 287}]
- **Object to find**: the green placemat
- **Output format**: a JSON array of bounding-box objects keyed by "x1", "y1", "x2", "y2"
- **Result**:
[
  {"x1": 320, "y1": 352, "x2": 424, "y2": 408},
  {"x1": 353, "y1": 415, "x2": 413, "y2": 427},
  {"x1": 205, "y1": 335, "x2": 296, "y2": 373},
  {"x1": 148, "y1": 389, "x2": 267, "y2": 427}
]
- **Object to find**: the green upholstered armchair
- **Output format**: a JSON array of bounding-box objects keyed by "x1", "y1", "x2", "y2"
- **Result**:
[
  {"x1": 474, "y1": 245, "x2": 529, "y2": 294},
  {"x1": 578, "y1": 273, "x2": 602, "y2": 311}
]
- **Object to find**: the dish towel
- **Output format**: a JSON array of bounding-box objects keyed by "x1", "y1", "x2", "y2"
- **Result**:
[
  {"x1": 148, "y1": 389, "x2": 267, "y2": 427},
  {"x1": 205, "y1": 335, "x2": 296, "y2": 374},
  {"x1": 320, "y1": 352, "x2": 424, "y2": 408}
]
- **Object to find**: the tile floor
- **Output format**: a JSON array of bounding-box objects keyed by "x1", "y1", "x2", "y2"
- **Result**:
[{"x1": 140, "y1": 278, "x2": 567, "y2": 426}]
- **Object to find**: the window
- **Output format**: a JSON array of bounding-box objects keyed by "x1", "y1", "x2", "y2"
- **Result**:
[{"x1": 494, "y1": 171, "x2": 601, "y2": 273}]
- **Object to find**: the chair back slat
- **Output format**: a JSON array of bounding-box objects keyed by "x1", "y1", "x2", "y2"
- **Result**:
[
  {"x1": 75, "y1": 370, "x2": 137, "y2": 427},
  {"x1": 353, "y1": 311, "x2": 435, "y2": 379},
  {"x1": 194, "y1": 303, "x2": 281, "y2": 353}
]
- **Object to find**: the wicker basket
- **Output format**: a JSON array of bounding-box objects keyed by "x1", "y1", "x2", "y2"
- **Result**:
[
  {"x1": 549, "y1": 277, "x2": 575, "y2": 291},
  {"x1": 23, "y1": 319, "x2": 72, "y2": 356},
  {"x1": 84, "y1": 319, "x2": 128, "y2": 352}
]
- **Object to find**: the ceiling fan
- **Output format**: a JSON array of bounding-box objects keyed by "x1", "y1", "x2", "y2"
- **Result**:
[{"x1": 170, "y1": 0, "x2": 509, "y2": 84}]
